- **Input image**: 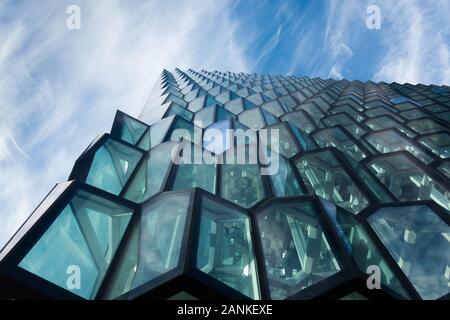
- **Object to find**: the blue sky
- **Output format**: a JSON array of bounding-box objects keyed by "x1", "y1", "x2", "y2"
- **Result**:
[{"x1": 0, "y1": 0, "x2": 449, "y2": 247}]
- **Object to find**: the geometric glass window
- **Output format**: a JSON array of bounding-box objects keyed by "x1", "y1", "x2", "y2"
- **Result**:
[
  {"x1": 104, "y1": 192, "x2": 190, "y2": 299},
  {"x1": 368, "y1": 205, "x2": 450, "y2": 299},
  {"x1": 256, "y1": 201, "x2": 341, "y2": 300},
  {"x1": 196, "y1": 197, "x2": 260, "y2": 299},
  {"x1": 418, "y1": 132, "x2": 450, "y2": 159},
  {"x1": 19, "y1": 190, "x2": 134, "y2": 299},
  {"x1": 85, "y1": 139, "x2": 142, "y2": 195},
  {"x1": 368, "y1": 153, "x2": 450, "y2": 210}
]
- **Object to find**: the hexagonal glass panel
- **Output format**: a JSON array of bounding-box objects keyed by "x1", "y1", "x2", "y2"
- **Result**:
[
  {"x1": 256, "y1": 201, "x2": 341, "y2": 299},
  {"x1": 365, "y1": 129, "x2": 433, "y2": 164},
  {"x1": 85, "y1": 139, "x2": 143, "y2": 195},
  {"x1": 259, "y1": 123, "x2": 300, "y2": 158},
  {"x1": 19, "y1": 190, "x2": 134, "y2": 299},
  {"x1": 368, "y1": 205, "x2": 450, "y2": 299},
  {"x1": 124, "y1": 142, "x2": 177, "y2": 203},
  {"x1": 312, "y1": 127, "x2": 367, "y2": 161},
  {"x1": 321, "y1": 200, "x2": 409, "y2": 298},
  {"x1": 280, "y1": 110, "x2": 316, "y2": 134},
  {"x1": 408, "y1": 118, "x2": 448, "y2": 134},
  {"x1": 196, "y1": 197, "x2": 260, "y2": 299},
  {"x1": 172, "y1": 142, "x2": 217, "y2": 194},
  {"x1": 437, "y1": 161, "x2": 450, "y2": 179},
  {"x1": 368, "y1": 153, "x2": 450, "y2": 210},
  {"x1": 418, "y1": 132, "x2": 450, "y2": 159},
  {"x1": 105, "y1": 192, "x2": 191, "y2": 299},
  {"x1": 118, "y1": 115, "x2": 148, "y2": 145},
  {"x1": 365, "y1": 116, "x2": 416, "y2": 138},
  {"x1": 295, "y1": 150, "x2": 369, "y2": 214},
  {"x1": 322, "y1": 114, "x2": 367, "y2": 138},
  {"x1": 220, "y1": 144, "x2": 267, "y2": 208}
]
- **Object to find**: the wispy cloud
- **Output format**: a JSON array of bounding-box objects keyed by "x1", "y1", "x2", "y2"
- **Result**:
[{"x1": 0, "y1": 0, "x2": 252, "y2": 247}]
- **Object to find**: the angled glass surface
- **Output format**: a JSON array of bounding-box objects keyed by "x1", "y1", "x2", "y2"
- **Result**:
[
  {"x1": 256, "y1": 201, "x2": 341, "y2": 299},
  {"x1": 172, "y1": 142, "x2": 217, "y2": 193},
  {"x1": 220, "y1": 145, "x2": 267, "y2": 208},
  {"x1": 313, "y1": 127, "x2": 367, "y2": 161},
  {"x1": 259, "y1": 123, "x2": 299, "y2": 158},
  {"x1": 194, "y1": 106, "x2": 215, "y2": 128},
  {"x1": 124, "y1": 142, "x2": 177, "y2": 203},
  {"x1": 321, "y1": 200, "x2": 409, "y2": 298},
  {"x1": 365, "y1": 116, "x2": 416, "y2": 138},
  {"x1": 322, "y1": 114, "x2": 367, "y2": 138},
  {"x1": 368, "y1": 205, "x2": 450, "y2": 299},
  {"x1": 119, "y1": 116, "x2": 148, "y2": 145},
  {"x1": 238, "y1": 108, "x2": 266, "y2": 131},
  {"x1": 105, "y1": 192, "x2": 191, "y2": 299},
  {"x1": 418, "y1": 132, "x2": 450, "y2": 158},
  {"x1": 196, "y1": 197, "x2": 260, "y2": 299},
  {"x1": 295, "y1": 150, "x2": 369, "y2": 214},
  {"x1": 85, "y1": 139, "x2": 142, "y2": 195},
  {"x1": 407, "y1": 118, "x2": 448, "y2": 134},
  {"x1": 19, "y1": 190, "x2": 133, "y2": 299},
  {"x1": 437, "y1": 161, "x2": 450, "y2": 179},
  {"x1": 365, "y1": 129, "x2": 433, "y2": 164},
  {"x1": 280, "y1": 110, "x2": 316, "y2": 134},
  {"x1": 368, "y1": 153, "x2": 450, "y2": 210}
]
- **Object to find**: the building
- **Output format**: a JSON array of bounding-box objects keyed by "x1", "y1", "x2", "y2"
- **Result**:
[{"x1": 0, "y1": 69, "x2": 449, "y2": 300}]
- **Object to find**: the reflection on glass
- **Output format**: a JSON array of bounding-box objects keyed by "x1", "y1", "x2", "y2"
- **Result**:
[
  {"x1": 19, "y1": 190, "x2": 133, "y2": 299},
  {"x1": 369, "y1": 205, "x2": 450, "y2": 299},
  {"x1": 86, "y1": 139, "x2": 142, "y2": 195},
  {"x1": 256, "y1": 202, "x2": 341, "y2": 299},
  {"x1": 105, "y1": 193, "x2": 190, "y2": 299},
  {"x1": 197, "y1": 198, "x2": 260, "y2": 299}
]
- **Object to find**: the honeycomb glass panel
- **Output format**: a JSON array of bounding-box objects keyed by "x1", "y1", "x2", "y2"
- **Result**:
[
  {"x1": 197, "y1": 197, "x2": 260, "y2": 299},
  {"x1": 194, "y1": 106, "x2": 215, "y2": 128},
  {"x1": 280, "y1": 111, "x2": 316, "y2": 134},
  {"x1": 295, "y1": 150, "x2": 369, "y2": 214},
  {"x1": 368, "y1": 205, "x2": 450, "y2": 300},
  {"x1": 119, "y1": 116, "x2": 148, "y2": 145},
  {"x1": 408, "y1": 118, "x2": 448, "y2": 134},
  {"x1": 19, "y1": 190, "x2": 134, "y2": 299},
  {"x1": 322, "y1": 114, "x2": 366, "y2": 138},
  {"x1": 365, "y1": 116, "x2": 416, "y2": 138},
  {"x1": 321, "y1": 200, "x2": 409, "y2": 298},
  {"x1": 124, "y1": 142, "x2": 177, "y2": 203},
  {"x1": 105, "y1": 192, "x2": 190, "y2": 299},
  {"x1": 256, "y1": 201, "x2": 341, "y2": 299},
  {"x1": 238, "y1": 109, "x2": 266, "y2": 131},
  {"x1": 418, "y1": 132, "x2": 450, "y2": 158},
  {"x1": 220, "y1": 145, "x2": 267, "y2": 208},
  {"x1": 437, "y1": 161, "x2": 450, "y2": 179},
  {"x1": 85, "y1": 139, "x2": 142, "y2": 195},
  {"x1": 260, "y1": 123, "x2": 299, "y2": 158},
  {"x1": 172, "y1": 142, "x2": 216, "y2": 193},
  {"x1": 368, "y1": 153, "x2": 450, "y2": 210},
  {"x1": 312, "y1": 127, "x2": 366, "y2": 161},
  {"x1": 365, "y1": 129, "x2": 433, "y2": 164}
]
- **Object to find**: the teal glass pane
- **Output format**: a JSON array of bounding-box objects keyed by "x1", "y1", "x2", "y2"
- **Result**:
[
  {"x1": 365, "y1": 129, "x2": 433, "y2": 164},
  {"x1": 289, "y1": 124, "x2": 317, "y2": 151},
  {"x1": 418, "y1": 132, "x2": 450, "y2": 158},
  {"x1": 220, "y1": 145, "x2": 266, "y2": 208},
  {"x1": 408, "y1": 118, "x2": 447, "y2": 134},
  {"x1": 261, "y1": 149, "x2": 303, "y2": 197},
  {"x1": 137, "y1": 130, "x2": 150, "y2": 151},
  {"x1": 86, "y1": 139, "x2": 142, "y2": 195},
  {"x1": 238, "y1": 109, "x2": 266, "y2": 131},
  {"x1": 281, "y1": 110, "x2": 316, "y2": 134},
  {"x1": 166, "y1": 103, "x2": 193, "y2": 122},
  {"x1": 261, "y1": 100, "x2": 285, "y2": 117},
  {"x1": 322, "y1": 114, "x2": 367, "y2": 138},
  {"x1": 203, "y1": 120, "x2": 232, "y2": 154},
  {"x1": 437, "y1": 161, "x2": 450, "y2": 179},
  {"x1": 19, "y1": 190, "x2": 133, "y2": 299},
  {"x1": 149, "y1": 116, "x2": 174, "y2": 147},
  {"x1": 295, "y1": 102, "x2": 324, "y2": 124},
  {"x1": 295, "y1": 150, "x2": 369, "y2": 214},
  {"x1": 172, "y1": 143, "x2": 216, "y2": 193},
  {"x1": 261, "y1": 109, "x2": 279, "y2": 125},
  {"x1": 260, "y1": 123, "x2": 299, "y2": 158},
  {"x1": 170, "y1": 118, "x2": 202, "y2": 145},
  {"x1": 225, "y1": 98, "x2": 244, "y2": 114},
  {"x1": 105, "y1": 193, "x2": 190, "y2": 299},
  {"x1": 194, "y1": 106, "x2": 215, "y2": 128},
  {"x1": 256, "y1": 201, "x2": 341, "y2": 300},
  {"x1": 365, "y1": 116, "x2": 416, "y2": 138},
  {"x1": 368, "y1": 205, "x2": 450, "y2": 299},
  {"x1": 120, "y1": 116, "x2": 147, "y2": 145},
  {"x1": 312, "y1": 127, "x2": 366, "y2": 161},
  {"x1": 216, "y1": 106, "x2": 235, "y2": 122},
  {"x1": 321, "y1": 200, "x2": 409, "y2": 298},
  {"x1": 368, "y1": 154, "x2": 450, "y2": 210},
  {"x1": 124, "y1": 142, "x2": 177, "y2": 203},
  {"x1": 197, "y1": 197, "x2": 260, "y2": 299}
]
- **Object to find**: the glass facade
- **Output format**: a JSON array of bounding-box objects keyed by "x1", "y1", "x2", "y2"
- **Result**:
[{"x1": 1, "y1": 69, "x2": 449, "y2": 300}]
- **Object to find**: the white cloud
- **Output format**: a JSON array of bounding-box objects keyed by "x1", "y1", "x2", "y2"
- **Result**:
[
  {"x1": 372, "y1": 0, "x2": 450, "y2": 85},
  {"x1": 0, "y1": 0, "x2": 251, "y2": 247}
]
